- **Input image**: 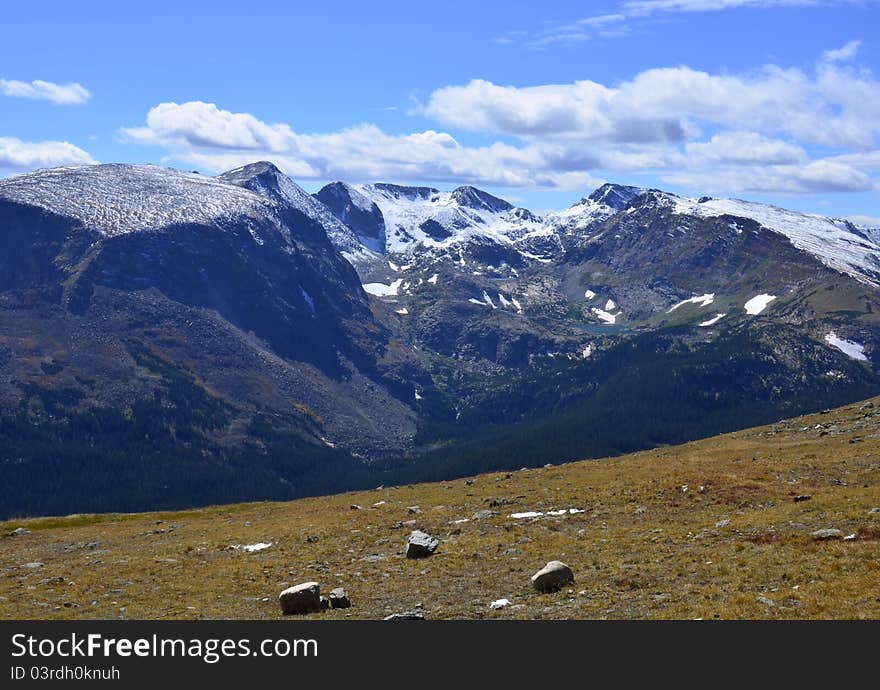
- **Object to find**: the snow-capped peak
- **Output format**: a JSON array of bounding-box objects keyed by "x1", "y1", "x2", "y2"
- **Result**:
[
  {"x1": 338, "y1": 182, "x2": 546, "y2": 256},
  {"x1": 0, "y1": 163, "x2": 271, "y2": 237},
  {"x1": 218, "y1": 162, "x2": 380, "y2": 264},
  {"x1": 662, "y1": 193, "x2": 880, "y2": 285},
  {"x1": 450, "y1": 186, "x2": 514, "y2": 213},
  {"x1": 585, "y1": 183, "x2": 644, "y2": 211}
]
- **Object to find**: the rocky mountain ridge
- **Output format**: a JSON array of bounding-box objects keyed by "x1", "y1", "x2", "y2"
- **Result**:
[{"x1": 2, "y1": 161, "x2": 879, "y2": 517}]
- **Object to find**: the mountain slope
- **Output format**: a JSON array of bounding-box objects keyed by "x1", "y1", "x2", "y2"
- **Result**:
[
  {"x1": 0, "y1": 164, "x2": 424, "y2": 483},
  {"x1": 2, "y1": 161, "x2": 880, "y2": 519},
  {"x1": 3, "y1": 394, "x2": 878, "y2": 619}
]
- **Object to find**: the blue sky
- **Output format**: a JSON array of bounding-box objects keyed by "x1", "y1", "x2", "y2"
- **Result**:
[{"x1": 1, "y1": 0, "x2": 879, "y2": 222}]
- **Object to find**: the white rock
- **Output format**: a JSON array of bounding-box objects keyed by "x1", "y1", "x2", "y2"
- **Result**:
[
  {"x1": 279, "y1": 582, "x2": 322, "y2": 615},
  {"x1": 531, "y1": 561, "x2": 575, "y2": 593}
]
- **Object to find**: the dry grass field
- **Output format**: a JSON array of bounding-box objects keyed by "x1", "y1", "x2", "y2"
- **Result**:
[{"x1": 2, "y1": 398, "x2": 879, "y2": 620}]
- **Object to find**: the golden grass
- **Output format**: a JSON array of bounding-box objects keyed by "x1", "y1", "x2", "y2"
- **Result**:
[{"x1": 1, "y1": 399, "x2": 879, "y2": 620}]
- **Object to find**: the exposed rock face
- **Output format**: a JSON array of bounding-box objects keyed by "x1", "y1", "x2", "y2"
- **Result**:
[
  {"x1": 329, "y1": 588, "x2": 351, "y2": 609},
  {"x1": 531, "y1": 561, "x2": 575, "y2": 593},
  {"x1": 279, "y1": 582, "x2": 322, "y2": 615},
  {"x1": 406, "y1": 530, "x2": 439, "y2": 559},
  {"x1": 314, "y1": 181, "x2": 387, "y2": 254}
]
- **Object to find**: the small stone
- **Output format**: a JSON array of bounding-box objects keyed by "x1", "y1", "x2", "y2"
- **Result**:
[
  {"x1": 756, "y1": 595, "x2": 775, "y2": 608},
  {"x1": 811, "y1": 528, "x2": 843, "y2": 540},
  {"x1": 279, "y1": 582, "x2": 322, "y2": 615},
  {"x1": 472, "y1": 509, "x2": 496, "y2": 520},
  {"x1": 384, "y1": 611, "x2": 425, "y2": 621},
  {"x1": 843, "y1": 533, "x2": 857, "y2": 541},
  {"x1": 465, "y1": 480, "x2": 474, "y2": 486},
  {"x1": 329, "y1": 587, "x2": 351, "y2": 609},
  {"x1": 715, "y1": 519, "x2": 731, "y2": 528},
  {"x1": 861, "y1": 401, "x2": 874, "y2": 409},
  {"x1": 489, "y1": 598, "x2": 511, "y2": 610},
  {"x1": 350, "y1": 505, "x2": 362, "y2": 510},
  {"x1": 11, "y1": 528, "x2": 31, "y2": 537},
  {"x1": 23, "y1": 562, "x2": 43, "y2": 569},
  {"x1": 406, "y1": 530, "x2": 439, "y2": 559},
  {"x1": 869, "y1": 508, "x2": 880, "y2": 514},
  {"x1": 320, "y1": 596, "x2": 330, "y2": 611},
  {"x1": 531, "y1": 561, "x2": 575, "y2": 593},
  {"x1": 634, "y1": 506, "x2": 647, "y2": 515},
  {"x1": 794, "y1": 495, "x2": 812, "y2": 502},
  {"x1": 407, "y1": 506, "x2": 421, "y2": 514}
]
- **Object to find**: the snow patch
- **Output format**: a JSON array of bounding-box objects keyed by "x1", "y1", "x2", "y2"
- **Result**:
[
  {"x1": 824, "y1": 332, "x2": 868, "y2": 361},
  {"x1": 591, "y1": 307, "x2": 619, "y2": 324},
  {"x1": 743, "y1": 294, "x2": 776, "y2": 315},
  {"x1": 668, "y1": 293, "x2": 715, "y2": 313},
  {"x1": 233, "y1": 542, "x2": 273, "y2": 553},
  {"x1": 362, "y1": 278, "x2": 404, "y2": 297},
  {"x1": 699, "y1": 313, "x2": 727, "y2": 327},
  {"x1": 300, "y1": 287, "x2": 315, "y2": 315}
]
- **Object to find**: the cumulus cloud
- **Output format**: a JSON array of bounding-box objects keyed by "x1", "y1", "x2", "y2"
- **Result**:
[
  {"x1": 422, "y1": 63, "x2": 880, "y2": 149},
  {"x1": 0, "y1": 79, "x2": 91, "y2": 105},
  {"x1": 123, "y1": 101, "x2": 295, "y2": 151},
  {"x1": 684, "y1": 131, "x2": 807, "y2": 165},
  {"x1": 122, "y1": 102, "x2": 599, "y2": 190},
  {"x1": 0, "y1": 137, "x2": 96, "y2": 170},
  {"x1": 122, "y1": 45, "x2": 879, "y2": 197},
  {"x1": 663, "y1": 159, "x2": 875, "y2": 194}
]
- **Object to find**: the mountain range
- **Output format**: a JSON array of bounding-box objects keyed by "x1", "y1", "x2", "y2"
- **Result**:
[{"x1": 2, "y1": 161, "x2": 879, "y2": 517}]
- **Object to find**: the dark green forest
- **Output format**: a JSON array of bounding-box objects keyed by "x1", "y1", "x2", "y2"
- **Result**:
[{"x1": 2, "y1": 327, "x2": 878, "y2": 519}]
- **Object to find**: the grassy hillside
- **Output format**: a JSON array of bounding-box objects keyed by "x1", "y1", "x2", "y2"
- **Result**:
[{"x1": 1, "y1": 397, "x2": 879, "y2": 620}]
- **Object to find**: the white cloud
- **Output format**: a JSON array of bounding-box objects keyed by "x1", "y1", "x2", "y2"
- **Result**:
[
  {"x1": 0, "y1": 79, "x2": 91, "y2": 105},
  {"x1": 123, "y1": 102, "x2": 599, "y2": 190},
  {"x1": 122, "y1": 45, "x2": 879, "y2": 197},
  {"x1": 423, "y1": 63, "x2": 880, "y2": 150},
  {"x1": 846, "y1": 214, "x2": 880, "y2": 228},
  {"x1": 513, "y1": 1, "x2": 863, "y2": 49},
  {"x1": 684, "y1": 131, "x2": 807, "y2": 165},
  {"x1": 822, "y1": 39, "x2": 862, "y2": 63},
  {"x1": 0, "y1": 137, "x2": 96, "y2": 170},
  {"x1": 663, "y1": 159, "x2": 876, "y2": 194},
  {"x1": 622, "y1": 0, "x2": 831, "y2": 15},
  {"x1": 123, "y1": 101, "x2": 295, "y2": 151}
]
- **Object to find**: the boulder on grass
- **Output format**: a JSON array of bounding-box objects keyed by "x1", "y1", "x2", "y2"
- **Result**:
[
  {"x1": 279, "y1": 582, "x2": 322, "y2": 615},
  {"x1": 406, "y1": 530, "x2": 439, "y2": 559},
  {"x1": 329, "y1": 587, "x2": 351, "y2": 609},
  {"x1": 531, "y1": 561, "x2": 574, "y2": 593}
]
